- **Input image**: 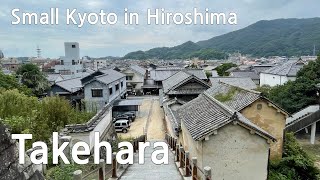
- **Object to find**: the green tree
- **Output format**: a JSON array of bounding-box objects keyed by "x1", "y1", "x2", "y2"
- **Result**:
[
  {"x1": 0, "y1": 72, "x2": 32, "y2": 95},
  {"x1": 215, "y1": 63, "x2": 237, "y2": 76},
  {"x1": 269, "y1": 133, "x2": 320, "y2": 180},
  {"x1": 0, "y1": 90, "x2": 94, "y2": 145},
  {"x1": 267, "y1": 57, "x2": 320, "y2": 113},
  {"x1": 16, "y1": 64, "x2": 49, "y2": 96}
]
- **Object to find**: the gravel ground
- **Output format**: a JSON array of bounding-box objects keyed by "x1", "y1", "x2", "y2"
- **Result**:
[
  {"x1": 118, "y1": 99, "x2": 152, "y2": 139},
  {"x1": 147, "y1": 100, "x2": 165, "y2": 140}
]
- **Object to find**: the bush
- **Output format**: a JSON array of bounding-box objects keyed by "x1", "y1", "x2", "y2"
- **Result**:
[{"x1": 269, "y1": 133, "x2": 320, "y2": 180}]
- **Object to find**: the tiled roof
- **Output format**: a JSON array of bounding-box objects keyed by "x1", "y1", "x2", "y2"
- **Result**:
[
  {"x1": 83, "y1": 69, "x2": 125, "y2": 86},
  {"x1": 205, "y1": 82, "x2": 261, "y2": 111},
  {"x1": 55, "y1": 77, "x2": 83, "y2": 93},
  {"x1": 210, "y1": 77, "x2": 257, "y2": 90},
  {"x1": 130, "y1": 65, "x2": 146, "y2": 75},
  {"x1": 262, "y1": 60, "x2": 305, "y2": 77},
  {"x1": 163, "y1": 71, "x2": 210, "y2": 95},
  {"x1": 175, "y1": 93, "x2": 275, "y2": 141},
  {"x1": 47, "y1": 74, "x2": 63, "y2": 82},
  {"x1": 151, "y1": 68, "x2": 207, "y2": 81},
  {"x1": 231, "y1": 71, "x2": 260, "y2": 80}
]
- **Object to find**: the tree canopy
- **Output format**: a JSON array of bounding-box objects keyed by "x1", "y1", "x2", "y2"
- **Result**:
[
  {"x1": 0, "y1": 71, "x2": 32, "y2": 95},
  {"x1": 267, "y1": 57, "x2": 320, "y2": 113},
  {"x1": 215, "y1": 63, "x2": 237, "y2": 76},
  {"x1": 0, "y1": 89, "x2": 95, "y2": 147},
  {"x1": 16, "y1": 63, "x2": 49, "y2": 96}
]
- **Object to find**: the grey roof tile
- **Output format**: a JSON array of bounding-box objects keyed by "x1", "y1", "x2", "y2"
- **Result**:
[
  {"x1": 210, "y1": 77, "x2": 257, "y2": 90},
  {"x1": 151, "y1": 68, "x2": 207, "y2": 81},
  {"x1": 55, "y1": 77, "x2": 82, "y2": 93},
  {"x1": 231, "y1": 71, "x2": 260, "y2": 80},
  {"x1": 174, "y1": 93, "x2": 275, "y2": 141},
  {"x1": 262, "y1": 60, "x2": 305, "y2": 77},
  {"x1": 162, "y1": 71, "x2": 210, "y2": 95},
  {"x1": 205, "y1": 83, "x2": 261, "y2": 111},
  {"x1": 129, "y1": 65, "x2": 146, "y2": 75}
]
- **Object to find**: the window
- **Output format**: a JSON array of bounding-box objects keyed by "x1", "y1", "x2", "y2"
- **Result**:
[
  {"x1": 92, "y1": 89, "x2": 103, "y2": 97},
  {"x1": 61, "y1": 60, "x2": 64, "y2": 65},
  {"x1": 72, "y1": 60, "x2": 75, "y2": 65},
  {"x1": 126, "y1": 76, "x2": 133, "y2": 80},
  {"x1": 257, "y1": 104, "x2": 262, "y2": 110},
  {"x1": 116, "y1": 84, "x2": 119, "y2": 91},
  {"x1": 72, "y1": 44, "x2": 76, "y2": 48},
  {"x1": 121, "y1": 81, "x2": 123, "y2": 87},
  {"x1": 109, "y1": 87, "x2": 113, "y2": 95}
]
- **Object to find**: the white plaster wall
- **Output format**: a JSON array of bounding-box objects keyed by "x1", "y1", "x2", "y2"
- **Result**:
[
  {"x1": 69, "y1": 109, "x2": 112, "y2": 151},
  {"x1": 123, "y1": 69, "x2": 144, "y2": 90},
  {"x1": 84, "y1": 77, "x2": 126, "y2": 111},
  {"x1": 202, "y1": 124, "x2": 269, "y2": 180},
  {"x1": 260, "y1": 73, "x2": 291, "y2": 87},
  {"x1": 180, "y1": 122, "x2": 269, "y2": 180},
  {"x1": 64, "y1": 42, "x2": 80, "y2": 61}
]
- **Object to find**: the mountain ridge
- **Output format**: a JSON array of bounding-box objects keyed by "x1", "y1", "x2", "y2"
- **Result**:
[{"x1": 124, "y1": 17, "x2": 320, "y2": 59}]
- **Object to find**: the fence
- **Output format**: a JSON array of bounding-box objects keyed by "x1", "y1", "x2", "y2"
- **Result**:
[
  {"x1": 73, "y1": 134, "x2": 146, "y2": 180},
  {"x1": 165, "y1": 134, "x2": 212, "y2": 180}
]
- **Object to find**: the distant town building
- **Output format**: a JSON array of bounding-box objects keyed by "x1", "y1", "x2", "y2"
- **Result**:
[
  {"x1": 122, "y1": 65, "x2": 146, "y2": 93},
  {"x1": 0, "y1": 57, "x2": 20, "y2": 72},
  {"x1": 54, "y1": 42, "x2": 83, "y2": 75},
  {"x1": 260, "y1": 60, "x2": 306, "y2": 87},
  {"x1": 0, "y1": 50, "x2": 4, "y2": 59}
]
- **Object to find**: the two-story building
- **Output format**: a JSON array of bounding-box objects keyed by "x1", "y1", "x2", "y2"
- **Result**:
[
  {"x1": 82, "y1": 69, "x2": 126, "y2": 111},
  {"x1": 122, "y1": 65, "x2": 146, "y2": 93}
]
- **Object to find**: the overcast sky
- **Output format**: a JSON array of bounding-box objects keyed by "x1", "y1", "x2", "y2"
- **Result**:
[{"x1": 0, "y1": 0, "x2": 319, "y2": 58}]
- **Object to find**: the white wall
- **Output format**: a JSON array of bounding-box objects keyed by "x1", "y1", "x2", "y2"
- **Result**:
[
  {"x1": 260, "y1": 73, "x2": 296, "y2": 87},
  {"x1": 180, "y1": 122, "x2": 269, "y2": 180},
  {"x1": 123, "y1": 69, "x2": 144, "y2": 90},
  {"x1": 84, "y1": 77, "x2": 126, "y2": 111},
  {"x1": 64, "y1": 42, "x2": 80, "y2": 62}
]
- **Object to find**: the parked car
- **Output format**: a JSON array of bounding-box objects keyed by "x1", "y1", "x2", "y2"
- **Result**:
[
  {"x1": 122, "y1": 111, "x2": 136, "y2": 121},
  {"x1": 114, "y1": 120, "x2": 130, "y2": 133},
  {"x1": 115, "y1": 114, "x2": 132, "y2": 122}
]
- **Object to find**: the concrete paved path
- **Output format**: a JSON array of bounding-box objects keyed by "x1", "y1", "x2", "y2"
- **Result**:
[{"x1": 119, "y1": 141, "x2": 182, "y2": 180}]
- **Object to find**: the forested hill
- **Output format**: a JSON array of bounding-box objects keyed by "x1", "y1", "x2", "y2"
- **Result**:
[
  {"x1": 124, "y1": 18, "x2": 320, "y2": 59},
  {"x1": 197, "y1": 18, "x2": 320, "y2": 57},
  {"x1": 123, "y1": 41, "x2": 227, "y2": 60}
]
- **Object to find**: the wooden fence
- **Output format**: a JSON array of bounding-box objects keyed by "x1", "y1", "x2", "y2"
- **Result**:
[
  {"x1": 73, "y1": 134, "x2": 146, "y2": 180},
  {"x1": 165, "y1": 134, "x2": 212, "y2": 180}
]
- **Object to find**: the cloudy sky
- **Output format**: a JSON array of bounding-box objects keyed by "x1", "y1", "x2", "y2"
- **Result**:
[{"x1": 0, "y1": 0, "x2": 319, "y2": 58}]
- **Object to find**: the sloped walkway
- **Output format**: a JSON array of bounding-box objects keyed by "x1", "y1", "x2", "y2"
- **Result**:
[{"x1": 119, "y1": 141, "x2": 182, "y2": 180}]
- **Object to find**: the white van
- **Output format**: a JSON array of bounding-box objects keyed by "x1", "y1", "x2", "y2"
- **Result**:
[{"x1": 114, "y1": 120, "x2": 130, "y2": 133}]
